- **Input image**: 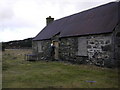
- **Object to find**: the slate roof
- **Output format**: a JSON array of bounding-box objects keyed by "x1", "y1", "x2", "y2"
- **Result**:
[{"x1": 33, "y1": 2, "x2": 120, "y2": 41}]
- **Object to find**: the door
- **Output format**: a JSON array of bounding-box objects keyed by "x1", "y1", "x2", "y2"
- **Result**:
[{"x1": 53, "y1": 41, "x2": 59, "y2": 59}]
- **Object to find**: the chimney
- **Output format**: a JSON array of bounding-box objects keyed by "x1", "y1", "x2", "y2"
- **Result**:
[{"x1": 46, "y1": 16, "x2": 54, "y2": 25}]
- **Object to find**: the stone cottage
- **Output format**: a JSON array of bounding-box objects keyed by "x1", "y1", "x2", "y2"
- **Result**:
[{"x1": 33, "y1": 2, "x2": 120, "y2": 67}]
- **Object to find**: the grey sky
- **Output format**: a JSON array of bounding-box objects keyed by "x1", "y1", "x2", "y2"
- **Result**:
[{"x1": 0, "y1": 0, "x2": 116, "y2": 42}]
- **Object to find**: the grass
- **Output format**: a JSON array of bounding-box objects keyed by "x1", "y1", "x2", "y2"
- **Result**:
[{"x1": 2, "y1": 49, "x2": 119, "y2": 88}]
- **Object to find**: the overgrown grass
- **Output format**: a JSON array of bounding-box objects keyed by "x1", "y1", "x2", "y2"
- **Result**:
[{"x1": 2, "y1": 49, "x2": 119, "y2": 88}]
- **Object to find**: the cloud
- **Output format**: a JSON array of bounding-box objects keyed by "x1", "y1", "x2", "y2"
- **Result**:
[
  {"x1": 0, "y1": 0, "x2": 39, "y2": 29},
  {"x1": 0, "y1": 0, "x2": 116, "y2": 42},
  {"x1": 0, "y1": 2, "x2": 13, "y2": 22},
  {"x1": 0, "y1": 27, "x2": 40, "y2": 42}
]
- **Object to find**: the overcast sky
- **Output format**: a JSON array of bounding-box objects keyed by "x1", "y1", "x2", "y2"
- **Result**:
[{"x1": 0, "y1": 0, "x2": 116, "y2": 42}]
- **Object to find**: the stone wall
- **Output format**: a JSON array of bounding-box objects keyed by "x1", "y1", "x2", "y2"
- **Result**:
[
  {"x1": 33, "y1": 33, "x2": 116, "y2": 67},
  {"x1": 32, "y1": 40, "x2": 51, "y2": 60},
  {"x1": 86, "y1": 34, "x2": 113, "y2": 67},
  {"x1": 59, "y1": 37, "x2": 78, "y2": 62},
  {"x1": 59, "y1": 33, "x2": 114, "y2": 67},
  {"x1": 114, "y1": 23, "x2": 120, "y2": 67}
]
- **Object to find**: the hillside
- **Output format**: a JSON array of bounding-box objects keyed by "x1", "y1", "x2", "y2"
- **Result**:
[{"x1": 2, "y1": 38, "x2": 33, "y2": 49}]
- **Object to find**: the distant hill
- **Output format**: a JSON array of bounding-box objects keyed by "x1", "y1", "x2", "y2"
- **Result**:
[{"x1": 2, "y1": 38, "x2": 33, "y2": 49}]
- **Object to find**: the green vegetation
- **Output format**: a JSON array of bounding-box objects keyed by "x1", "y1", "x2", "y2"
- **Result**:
[{"x1": 2, "y1": 49, "x2": 119, "y2": 88}]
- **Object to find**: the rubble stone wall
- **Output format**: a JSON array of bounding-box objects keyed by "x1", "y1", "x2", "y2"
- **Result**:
[
  {"x1": 86, "y1": 34, "x2": 113, "y2": 67},
  {"x1": 33, "y1": 32, "x2": 117, "y2": 67},
  {"x1": 59, "y1": 33, "x2": 114, "y2": 67},
  {"x1": 32, "y1": 40, "x2": 51, "y2": 60},
  {"x1": 114, "y1": 23, "x2": 120, "y2": 67}
]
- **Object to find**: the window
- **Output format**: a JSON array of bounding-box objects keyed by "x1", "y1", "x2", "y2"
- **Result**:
[
  {"x1": 77, "y1": 37, "x2": 87, "y2": 56},
  {"x1": 37, "y1": 41, "x2": 42, "y2": 52},
  {"x1": 32, "y1": 41, "x2": 38, "y2": 52}
]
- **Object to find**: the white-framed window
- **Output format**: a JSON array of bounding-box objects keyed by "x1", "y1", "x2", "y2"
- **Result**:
[{"x1": 77, "y1": 37, "x2": 87, "y2": 56}]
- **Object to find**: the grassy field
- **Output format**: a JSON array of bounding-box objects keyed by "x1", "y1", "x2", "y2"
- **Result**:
[{"x1": 2, "y1": 49, "x2": 119, "y2": 88}]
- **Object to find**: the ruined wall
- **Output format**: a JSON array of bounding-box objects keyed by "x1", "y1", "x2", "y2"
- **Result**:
[{"x1": 59, "y1": 33, "x2": 114, "y2": 67}]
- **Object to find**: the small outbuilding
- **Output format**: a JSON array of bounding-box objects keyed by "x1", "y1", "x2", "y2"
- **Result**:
[{"x1": 33, "y1": 1, "x2": 120, "y2": 67}]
